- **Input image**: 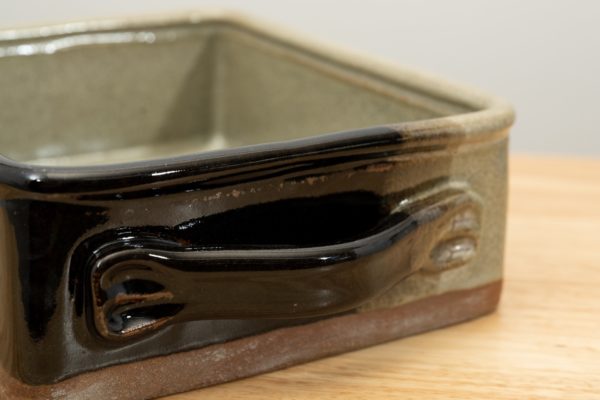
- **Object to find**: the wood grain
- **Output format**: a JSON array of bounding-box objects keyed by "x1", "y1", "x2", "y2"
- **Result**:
[{"x1": 164, "y1": 155, "x2": 600, "y2": 400}]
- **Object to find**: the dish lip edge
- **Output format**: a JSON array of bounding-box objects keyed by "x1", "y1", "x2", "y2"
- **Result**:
[{"x1": 0, "y1": 10, "x2": 514, "y2": 194}]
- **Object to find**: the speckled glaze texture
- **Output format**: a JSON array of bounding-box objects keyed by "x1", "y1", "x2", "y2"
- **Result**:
[{"x1": 0, "y1": 11, "x2": 514, "y2": 400}]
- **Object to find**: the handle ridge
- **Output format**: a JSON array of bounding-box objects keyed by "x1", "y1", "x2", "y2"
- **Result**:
[{"x1": 86, "y1": 182, "x2": 482, "y2": 341}]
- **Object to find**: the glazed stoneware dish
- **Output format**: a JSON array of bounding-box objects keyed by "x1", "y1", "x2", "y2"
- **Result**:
[{"x1": 0, "y1": 11, "x2": 514, "y2": 400}]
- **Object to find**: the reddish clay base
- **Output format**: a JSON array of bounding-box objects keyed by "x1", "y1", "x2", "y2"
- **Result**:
[{"x1": 0, "y1": 281, "x2": 501, "y2": 400}]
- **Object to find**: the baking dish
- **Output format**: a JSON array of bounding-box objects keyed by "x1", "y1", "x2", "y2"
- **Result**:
[{"x1": 0, "y1": 11, "x2": 514, "y2": 400}]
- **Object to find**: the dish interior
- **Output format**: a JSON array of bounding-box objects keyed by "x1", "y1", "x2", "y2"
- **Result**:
[{"x1": 0, "y1": 20, "x2": 469, "y2": 166}]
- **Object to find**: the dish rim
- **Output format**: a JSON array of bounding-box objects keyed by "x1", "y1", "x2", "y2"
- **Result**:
[{"x1": 0, "y1": 10, "x2": 514, "y2": 194}]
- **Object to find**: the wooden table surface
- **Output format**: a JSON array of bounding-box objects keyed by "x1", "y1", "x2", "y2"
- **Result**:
[{"x1": 166, "y1": 155, "x2": 600, "y2": 400}]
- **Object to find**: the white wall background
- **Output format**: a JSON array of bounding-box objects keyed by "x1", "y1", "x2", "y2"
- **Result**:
[{"x1": 1, "y1": 0, "x2": 599, "y2": 156}]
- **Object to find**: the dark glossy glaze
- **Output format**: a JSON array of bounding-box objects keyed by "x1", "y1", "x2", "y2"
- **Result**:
[
  {"x1": 0, "y1": 125, "x2": 485, "y2": 385},
  {"x1": 87, "y1": 185, "x2": 479, "y2": 341}
]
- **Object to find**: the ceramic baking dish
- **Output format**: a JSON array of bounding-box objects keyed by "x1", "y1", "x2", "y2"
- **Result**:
[{"x1": 0, "y1": 11, "x2": 514, "y2": 400}]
